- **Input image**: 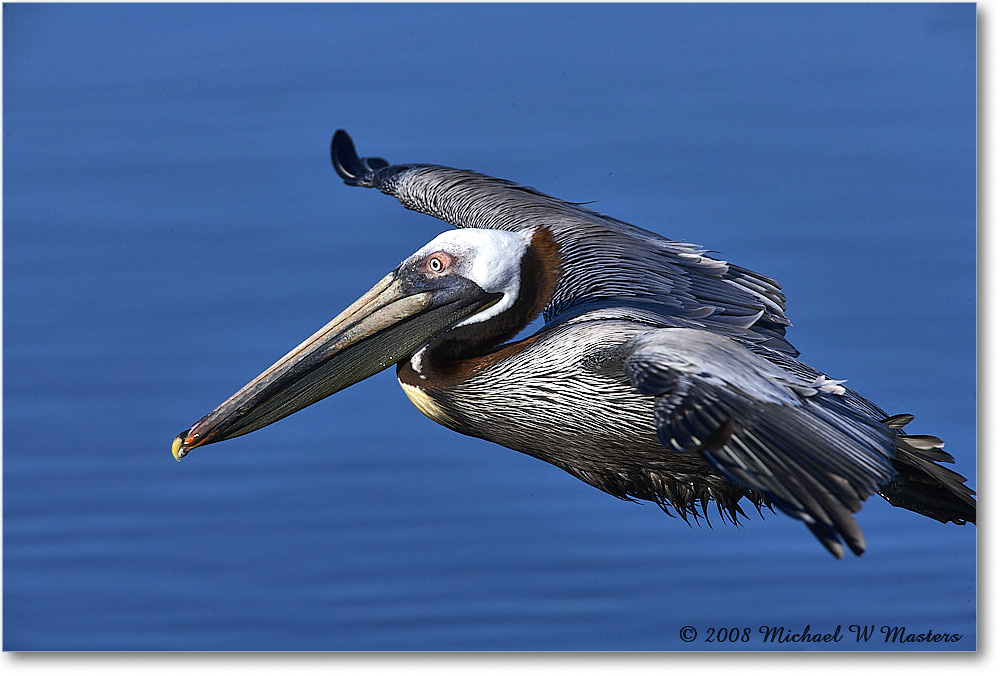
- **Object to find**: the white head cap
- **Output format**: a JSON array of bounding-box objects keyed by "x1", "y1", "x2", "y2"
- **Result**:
[{"x1": 408, "y1": 228, "x2": 533, "y2": 326}]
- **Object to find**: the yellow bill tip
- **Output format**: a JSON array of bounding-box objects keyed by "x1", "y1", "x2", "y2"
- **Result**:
[{"x1": 171, "y1": 434, "x2": 187, "y2": 462}]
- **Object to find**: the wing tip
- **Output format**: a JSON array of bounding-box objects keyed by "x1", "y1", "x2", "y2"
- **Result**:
[{"x1": 330, "y1": 129, "x2": 389, "y2": 186}]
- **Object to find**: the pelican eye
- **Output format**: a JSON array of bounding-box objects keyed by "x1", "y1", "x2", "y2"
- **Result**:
[{"x1": 425, "y1": 252, "x2": 453, "y2": 275}]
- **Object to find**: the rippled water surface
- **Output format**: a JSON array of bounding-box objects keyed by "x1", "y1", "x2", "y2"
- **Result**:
[{"x1": 3, "y1": 3, "x2": 976, "y2": 651}]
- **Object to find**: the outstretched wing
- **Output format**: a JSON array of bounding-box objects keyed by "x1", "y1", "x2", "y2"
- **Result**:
[
  {"x1": 623, "y1": 327, "x2": 897, "y2": 558},
  {"x1": 332, "y1": 130, "x2": 795, "y2": 354}
]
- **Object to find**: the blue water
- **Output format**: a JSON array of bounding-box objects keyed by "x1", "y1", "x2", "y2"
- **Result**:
[{"x1": 3, "y1": 3, "x2": 976, "y2": 651}]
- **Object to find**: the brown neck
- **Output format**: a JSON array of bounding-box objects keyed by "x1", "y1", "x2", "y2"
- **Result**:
[{"x1": 398, "y1": 226, "x2": 560, "y2": 388}]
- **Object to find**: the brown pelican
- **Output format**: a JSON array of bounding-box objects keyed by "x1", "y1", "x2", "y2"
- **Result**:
[{"x1": 172, "y1": 130, "x2": 975, "y2": 558}]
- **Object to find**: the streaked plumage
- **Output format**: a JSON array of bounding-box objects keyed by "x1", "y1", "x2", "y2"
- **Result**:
[{"x1": 173, "y1": 130, "x2": 975, "y2": 558}]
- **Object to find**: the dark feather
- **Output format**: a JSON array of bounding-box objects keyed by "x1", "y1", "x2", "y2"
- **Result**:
[{"x1": 625, "y1": 328, "x2": 896, "y2": 556}]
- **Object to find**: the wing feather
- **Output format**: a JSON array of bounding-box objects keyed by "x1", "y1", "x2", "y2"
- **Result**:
[
  {"x1": 625, "y1": 328, "x2": 896, "y2": 557},
  {"x1": 331, "y1": 131, "x2": 795, "y2": 353}
]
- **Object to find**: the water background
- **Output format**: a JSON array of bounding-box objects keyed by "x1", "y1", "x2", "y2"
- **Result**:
[{"x1": 3, "y1": 3, "x2": 976, "y2": 651}]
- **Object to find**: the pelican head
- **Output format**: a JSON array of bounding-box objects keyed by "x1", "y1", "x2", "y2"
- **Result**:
[{"x1": 172, "y1": 227, "x2": 533, "y2": 459}]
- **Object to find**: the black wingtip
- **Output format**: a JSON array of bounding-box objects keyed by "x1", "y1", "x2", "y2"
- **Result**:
[
  {"x1": 331, "y1": 129, "x2": 361, "y2": 180},
  {"x1": 330, "y1": 129, "x2": 389, "y2": 186}
]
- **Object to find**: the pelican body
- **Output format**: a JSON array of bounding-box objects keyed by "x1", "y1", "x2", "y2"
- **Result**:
[{"x1": 173, "y1": 130, "x2": 975, "y2": 558}]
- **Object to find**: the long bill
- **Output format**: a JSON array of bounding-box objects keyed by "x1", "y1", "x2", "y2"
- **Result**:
[{"x1": 172, "y1": 271, "x2": 499, "y2": 460}]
